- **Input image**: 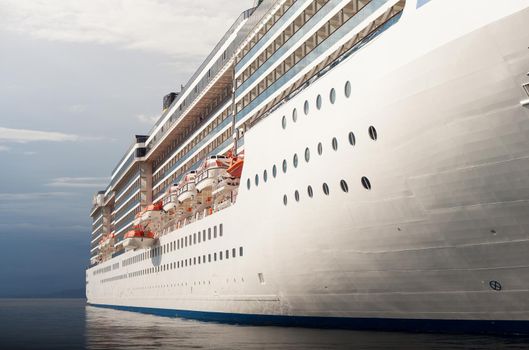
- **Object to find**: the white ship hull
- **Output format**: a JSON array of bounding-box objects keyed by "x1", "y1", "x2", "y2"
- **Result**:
[{"x1": 87, "y1": 1, "x2": 529, "y2": 334}]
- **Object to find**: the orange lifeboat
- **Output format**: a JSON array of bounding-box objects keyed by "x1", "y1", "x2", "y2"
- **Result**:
[
  {"x1": 227, "y1": 158, "x2": 244, "y2": 178},
  {"x1": 122, "y1": 228, "x2": 155, "y2": 250}
]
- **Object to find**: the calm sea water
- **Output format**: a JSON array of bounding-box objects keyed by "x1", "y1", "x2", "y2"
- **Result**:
[{"x1": 1, "y1": 299, "x2": 529, "y2": 350}]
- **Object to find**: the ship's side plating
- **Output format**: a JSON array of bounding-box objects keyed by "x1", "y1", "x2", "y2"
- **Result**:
[{"x1": 87, "y1": 0, "x2": 529, "y2": 333}]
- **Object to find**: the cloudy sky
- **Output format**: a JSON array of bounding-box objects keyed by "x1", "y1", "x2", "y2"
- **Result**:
[{"x1": 0, "y1": 0, "x2": 251, "y2": 297}]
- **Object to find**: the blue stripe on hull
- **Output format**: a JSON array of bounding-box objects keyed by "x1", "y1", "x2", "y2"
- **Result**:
[{"x1": 87, "y1": 303, "x2": 529, "y2": 335}]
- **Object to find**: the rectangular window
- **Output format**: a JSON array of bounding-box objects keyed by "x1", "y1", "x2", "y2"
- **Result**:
[
  {"x1": 177, "y1": 239, "x2": 180, "y2": 249},
  {"x1": 208, "y1": 229, "x2": 211, "y2": 240},
  {"x1": 193, "y1": 233, "x2": 196, "y2": 244},
  {"x1": 203, "y1": 255, "x2": 206, "y2": 263},
  {"x1": 232, "y1": 248, "x2": 236, "y2": 257},
  {"x1": 203, "y1": 230, "x2": 206, "y2": 241},
  {"x1": 219, "y1": 223, "x2": 223, "y2": 236},
  {"x1": 208, "y1": 254, "x2": 211, "y2": 262},
  {"x1": 213, "y1": 226, "x2": 217, "y2": 237},
  {"x1": 198, "y1": 232, "x2": 201, "y2": 243},
  {"x1": 214, "y1": 252, "x2": 217, "y2": 261},
  {"x1": 198, "y1": 256, "x2": 201, "y2": 264},
  {"x1": 185, "y1": 236, "x2": 188, "y2": 247},
  {"x1": 193, "y1": 257, "x2": 196, "y2": 265},
  {"x1": 226, "y1": 250, "x2": 229, "y2": 259},
  {"x1": 177, "y1": 261, "x2": 180, "y2": 268},
  {"x1": 220, "y1": 251, "x2": 223, "y2": 260},
  {"x1": 239, "y1": 246, "x2": 243, "y2": 257},
  {"x1": 210, "y1": 227, "x2": 214, "y2": 239}
]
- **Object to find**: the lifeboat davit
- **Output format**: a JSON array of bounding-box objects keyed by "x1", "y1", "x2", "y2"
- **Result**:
[
  {"x1": 163, "y1": 183, "x2": 179, "y2": 211},
  {"x1": 177, "y1": 171, "x2": 197, "y2": 202},
  {"x1": 195, "y1": 155, "x2": 230, "y2": 192},
  {"x1": 122, "y1": 229, "x2": 155, "y2": 250}
]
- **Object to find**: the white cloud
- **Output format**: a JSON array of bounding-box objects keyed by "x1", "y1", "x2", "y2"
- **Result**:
[
  {"x1": 0, "y1": 127, "x2": 80, "y2": 143},
  {"x1": 0, "y1": 192, "x2": 74, "y2": 200},
  {"x1": 0, "y1": 0, "x2": 251, "y2": 57},
  {"x1": 47, "y1": 177, "x2": 109, "y2": 188},
  {"x1": 137, "y1": 114, "x2": 158, "y2": 124}
]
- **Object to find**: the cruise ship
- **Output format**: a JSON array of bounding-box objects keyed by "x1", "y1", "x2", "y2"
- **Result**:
[{"x1": 86, "y1": 0, "x2": 529, "y2": 334}]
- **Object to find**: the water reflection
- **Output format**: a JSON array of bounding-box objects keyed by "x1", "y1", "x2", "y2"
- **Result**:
[{"x1": 85, "y1": 305, "x2": 529, "y2": 350}]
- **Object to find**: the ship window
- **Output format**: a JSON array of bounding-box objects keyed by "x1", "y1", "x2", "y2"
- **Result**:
[
  {"x1": 214, "y1": 226, "x2": 217, "y2": 238},
  {"x1": 362, "y1": 176, "x2": 372, "y2": 190},
  {"x1": 316, "y1": 95, "x2": 322, "y2": 110},
  {"x1": 282, "y1": 159, "x2": 287, "y2": 173},
  {"x1": 340, "y1": 180, "x2": 349, "y2": 193},
  {"x1": 332, "y1": 137, "x2": 338, "y2": 151},
  {"x1": 263, "y1": 169, "x2": 268, "y2": 182},
  {"x1": 219, "y1": 223, "x2": 223, "y2": 236},
  {"x1": 198, "y1": 232, "x2": 201, "y2": 243},
  {"x1": 272, "y1": 165, "x2": 277, "y2": 178},
  {"x1": 304, "y1": 100, "x2": 309, "y2": 115},
  {"x1": 220, "y1": 251, "x2": 223, "y2": 260},
  {"x1": 211, "y1": 227, "x2": 214, "y2": 238},
  {"x1": 348, "y1": 132, "x2": 356, "y2": 146},
  {"x1": 232, "y1": 248, "x2": 236, "y2": 257},
  {"x1": 304, "y1": 147, "x2": 310, "y2": 162},
  {"x1": 255, "y1": 174, "x2": 259, "y2": 186},
  {"x1": 307, "y1": 185, "x2": 313, "y2": 198},
  {"x1": 208, "y1": 229, "x2": 211, "y2": 240},
  {"x1": 344, "y1": 81, "x2": 351, "y2": 98},
  {"x1": 369, "y1": 126, "x2": 378, "y2": 140},
  {"x1": 293, "y1": 154, "x2": 298, "y2": 168},
  {"x1": 283, "y1": 194, "x2": 288, "y2": 206},
  {"x1": 282, "y1": 116, "x2": 286, "y2": 129},
  {"x1": 330, "y1": 88, "x2": 336, "y2": 104},
  {"x1": 226, "y1": 250, "x2": 229, "y2": 259},
  {"x1": 185, "y1": 237, "x2": 187, "y2": 246},
  {"x1": 193, "y1": 257, "x2": 196, "y2": 265},
  {"x1": 239, "y1": 246, "x2": 243, "y2": 256},
  {"x1": 294, "y1": 190, "x2": 300, "y2": 202},
  {"x1": 247, "y1": 178, "x2": 251, "y2": 190},
  {"x1": 292, "y1": 108, "x2": 297, "y2": 122},
  {"x1": 193, "y1": 233, "x2": 196, "y2": 244},
  {"x1": 322, "y1": 183, "x2": 330, "y2": 195},
  {"x1": 208, "y1": 254, "x2": 211, "y2": 262},
  {"x1": 198, "y1": 256, "x2": 201, "y2": 264},
  {"x1": 317, "y1": 142, "x2": 323, "y2": 155}
]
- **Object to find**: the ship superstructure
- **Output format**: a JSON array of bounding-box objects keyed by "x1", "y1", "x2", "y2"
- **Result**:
[{"x1": 87, "y1": 0, "x2": 529, "y2": 334}]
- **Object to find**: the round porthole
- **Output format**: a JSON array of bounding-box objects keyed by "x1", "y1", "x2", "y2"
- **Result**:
[
  {"x1": 329, "y1": 88, "x2": 336, "y2": 104},
  {"x1": 369, "y1": 126, "x2": 378, "y2": 140},
  {"x1": 255, "y1": 174, "x2": 259, "y2": 186},
  {"x1": 361, "y1": 176, "x2": 372, "y2": 190},
  {"x1": 294, "y1": 190, "x2": 300, "y2": 202},
  {"x1": 340, "y1": 179, "x2": 349, "y2": 193},
  {"x1": 293, "y1": 154, "x2": 298, "y2": 168},
  {"x1": 307, "y1": 185, "x2": 313, "y2": 198},
  {"x1": 281, "y1": 116, "x2": 286, "y2": 129},
  {"x1": 246, "y1": 178, "x2": 251, "y2": 190},
  {"x1": 292, "y1": 108, "x2": 298, "y2": 123},
  {"x1": 332, "y1": 137, "x2": 338, "y2": 151},
  {"x1": 263, "y1": 169, "x2": 268, "y2": 182},
  {"x1": 348, "y1": 132, "x2": 356, "y2": 146},
  {"x1": 304, "y1": 147, "x2": 310, "y2": 162},
  {"x1": 283, "y1": 195, "x2": 288, "y2": 206},
  {"x1": 272, "y1": 165, "x2": 277, "y2": 178},
  {"x1": 304, "y1": 100, "x2": 309, "y2": 115},
  {"x1": 317, "y1": 142, "x2": 323, "y2": 155},
  {"x1": 316, "y1": 95, "x2": 322, "y2": 110},
  {"x1": 282, "y1": 159, "x2": 287, "y2": 173},
  {"x1": 322, "y1": 183, "x2": 330, "y2": 195},
  {"x1": 344, "y1": 81, "x2": 351, "y2": 98}
]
